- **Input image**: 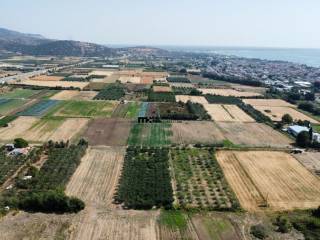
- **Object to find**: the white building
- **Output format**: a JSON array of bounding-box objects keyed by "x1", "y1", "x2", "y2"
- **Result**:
[{"x1": 287, "y1": 125, "x2": 309, "y2": 137}]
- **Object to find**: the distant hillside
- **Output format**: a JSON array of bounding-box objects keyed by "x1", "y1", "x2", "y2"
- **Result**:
[{"x1": 0, "y1": 27, "x2": 114, "y2": 57}]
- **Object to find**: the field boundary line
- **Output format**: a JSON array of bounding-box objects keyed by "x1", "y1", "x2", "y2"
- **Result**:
[{"x1": 222, "y1": 104, "x2": 235, "y2": 119}]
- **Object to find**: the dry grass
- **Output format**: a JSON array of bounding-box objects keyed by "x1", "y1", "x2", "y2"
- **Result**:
[
  {"x1": 175, "y1": 95, "x2": 208, "y2": 104},
  {"x1": 153, "y1": 86, "x2": 172, "y2": 93},
  {"x1": 294, "y1": 152, "x2": 320, "y2": 176},
  {"x1": 16, "y1": 80, "x2": 89, "y2": 90},
  {"x1": 203, "y1": 104, "x2": 255, "y2": 122},
  {"x1": 89, "y1": 70, "x2": 114, "y2": 77},
  {"x1": 216, "y1": 122, "x2": 293, "y2": 147},
  {"x1": 199, "y1": 88, "x2": 262, "y2": 97},
  {"x1": 50, "y1": 90, "x2": 97, "y2": 100},
  {"x1": 30, "y1": 75, "x2": 64, "y2": 81},
  {"x1": 243, "y1": 99, "x2": 295, "y2": 107},
  {"x1": 254, "y1": 106, "x2": 319, "y2": 123},
  {"x1": 171, "y1": 121, "x2": 225, "y2": 144},
  {"x1": 119, "y1": 76, "x2": 141, "y2": 84},
  {"x1": 216, "y1": 150, "x2": 320, "y2": 212}
]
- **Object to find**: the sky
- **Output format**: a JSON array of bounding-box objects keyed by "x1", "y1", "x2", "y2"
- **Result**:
[{"x1": 1, "y1": 0, "x2": 320, "y2": 48}]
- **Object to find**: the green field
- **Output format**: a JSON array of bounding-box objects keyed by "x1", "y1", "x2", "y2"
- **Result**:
[
  {"x1": 30, "y1": 116, "x2": 65, "y2": 133},
  {"x1": 54, "y1": 100, "x2": 117, "y2": 118},
  {"x1": 0, "y1": 99, "x2": 26, "y2": 115},
  {"x1": 0, "y1": 89, "x2": 41, "y2": 99},
  {"x1": 127, "y1": 122, "x2": 172, "y2": 146},
  {"x1": 112, "y1": 102, "x2": 140, "y2": 118}
]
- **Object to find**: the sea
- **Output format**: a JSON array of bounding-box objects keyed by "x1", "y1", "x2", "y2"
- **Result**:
[{"x1": 161, "y1": 46, "x2": 320, "y2": 68}]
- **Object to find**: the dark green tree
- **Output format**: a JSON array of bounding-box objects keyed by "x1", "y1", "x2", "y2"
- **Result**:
[{"x1": 296, "y1": 131, "x2": 311, "y2": 148}]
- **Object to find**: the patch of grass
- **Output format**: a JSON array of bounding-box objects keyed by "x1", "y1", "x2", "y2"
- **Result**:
[
  {"x1": 0, "y1": 115, "x2": 17, "y2": 127},
  {"x1": 312, "y1": 124, "x2": 320, "y2": 133},
  {"x1": 30, "y1": 117, "x2": 65, "y2": 133},
  {"x1": 159, "y1": 210, "x2": 188, "y2": 230},
  {"x1": 127, "y1": 123, "x2": 172, "y2": 146},
  {"x1": 125, "y1": 102, "x2": 141, "y2": 118},
  {"x1": 54, "y1": 100, "x2": 116, "y2": 118},
  {"x1": 203, "y1": 216, "x2": 234, "y2": 240},
  {"x1": 0, "y1": 89, "x2": 40, "y2": 99},
  {"x1": 0, "y1": 99, "x2": 26, "y2": 115}
]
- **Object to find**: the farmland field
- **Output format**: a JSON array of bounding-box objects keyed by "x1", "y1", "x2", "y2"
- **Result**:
[
  {"x1": 175, "y1": 95, "x2": 208, "y2": 104},
  {"x1": 203, "y1": 104, "x2": 255, "y2": 122},
  {"x1": 94, "y1": 83, "x2": 125, "y2": 100},
  {"x1": 294, "y1": 152, "x2": 320, "y2": 176},
  {"x1": 66, "y1": 146, "x2": 125, "y2": 206},
  {"x1": 153, "y1": 86, "x2": 172, "y2": 92},
  {"x1": 16, "y1": 80, "x2": 89, "y2": 89},
  {"x1": 112, "y1": 102, "x2": 141, "y2": 118},
  {"x1": 54, "y1": 100, "x2": 117, "y2": 118},
  {"x1": 83, "y1": 118, "x2": 132, "y2": 146},
  {"x1": 171, "y1": 121, "x2": 225, "y2": 144},
  {"x1": 243, "y1": 99, "x2": 295, "y2": 107},
  {"x1": 50, "y1": 90, "x2": 97, "y2": 100},
  {"x1": 252, "y1": 105, "x2": 319, "y2": 123},
  {"x1": 216, "y1": 122, "x2": 293, "y2": 147},
  {"x1": 0, "y1": 88, "x2": 41, "y2": 99},
  {"x1": 0, "y1": 99, "x2": 26, "y2": 115},
  {"x1": 199, "y1": 88, "x2": 262, "y2": 97},
  {"x1": 17, "y1": 99, "x2": 60, "y2": 116},
  {"x1": 170, "y1": 147, "x2": 239, "y2": 210},
  {"x1": 127, "y1": 123, "x2": 172, "y2": 146},
  {"x1": 216, "y1": 150, "x2": 320, "y2": 212},
  {"x1": 30, "y1": 75, "x2": 64, "y2": 81}
]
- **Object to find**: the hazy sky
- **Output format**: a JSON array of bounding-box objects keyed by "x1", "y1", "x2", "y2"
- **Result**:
[{"x1": 1, "y1": 0, "x2": 320, "y2": 48}]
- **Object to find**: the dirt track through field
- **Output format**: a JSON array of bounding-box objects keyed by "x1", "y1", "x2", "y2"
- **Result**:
[{"x1": 216, "y1": 150, "x2": 320, "y2": 212}]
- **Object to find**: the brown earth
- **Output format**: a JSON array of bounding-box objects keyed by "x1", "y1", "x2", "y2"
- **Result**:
[
  {"x1": 203, "y1": 104, "x2": 255, "y2": 122},
  {"x1": 242, "y1": 99, "x2": 295, "y2": 107},
  {"x1": 175, "y1": 95, "x2": 208, "y2": 104},
  {"x1": 293, "y1": 151, "x2": 320, "y2": 176},
  {"x1": 82, "y1": 118, "x2": 132, "y2": 146}
]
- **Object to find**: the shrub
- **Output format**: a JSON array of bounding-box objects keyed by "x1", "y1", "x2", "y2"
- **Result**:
[
  {"x1": 250, "y1": 224, "x2": 268, "y2": 239},
  {"x1": 14, "y1": 138, "x2": 29, "y2": 148},
  {"x1": 275, "y1": 216, "x2": 292, "y2": 233},
  {"x1": 282, "y1": 114, "x2": 293, "y2": 124},
  {"x1": 296, "y1": 131, "x2": 311, "y2": 148}
]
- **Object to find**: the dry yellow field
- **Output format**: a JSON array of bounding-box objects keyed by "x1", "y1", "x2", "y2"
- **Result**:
[
  {"x1": 294, "y1": 152, "x2": 320, "y2": 176},
  {"x1": 199, "y1": 88, "x2": 262, "y2": 97},
  {"x1": 243, "y1": 99, "x2": 295, "y2": 107},
  {"x1": 30, "y1": 75, "x2": 64, "y2": 81},
  {"x1": 153, "y1": 86, "x2": 172, "y2": 92},
  {"x1": 66, "y1": 146, "x2": 125, "y2": 206},
  {"x1": 119, "y1": 76, "x2": 141, "y2": 84},
  {"x1": 254, "y1": 106, "x2": 319, "y2": 123},
  {"x1": 0, "y1": 116, "x2": 38, "y2": 141},
  {"x1": 50, "y1": 90, "x2": 97, "y2": 100},
  {"x1": 216, "y1": 150, "x2": 320, "y2": 212},
  {"x1": 16, "y1": 80, "x2": 89, "y2": 90},
  {"x1": 175, "y1": 95, "x2": 208, "y2": 104},
  {"x1": 89, "y1": 70, "x2": 114, "y2": 77},
  {"x1": 203, "y1": 104, "x2": 255, "y2": 122}
]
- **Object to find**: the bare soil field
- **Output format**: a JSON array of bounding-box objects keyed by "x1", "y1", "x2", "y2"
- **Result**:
[
  {"x1": 0, "y1": 211, "x2": 74, "y2": 240},
  {"x1": 243, "y1": 99, "x2": 295, "y2": 107},
  {"x1": 294, "y1": 152, "x2": 320, "y2": 176},
  {"x1": 153, "y1": 86, "x2": 172, "y2": 93},
  {"x1": 0, "y1": 116, "x2": 38, "y2": 141},
  {"x1": 30, "y1": 75, "x2": 64, "y2": 81},
  {"x1": 169, "y1": 82, "x2": 195, "y2": 88},
  {"x1": 49, "y1": 118, "x2": 89, "y2": 142},
  {"x1": 199, "y1": 88, "x2": 262, "y2": 97},
  {"x1": 216, "y1": 150, "x2": 320, "y2": 212},
  {"x1": 66, "y1": 146, "x2": 125, "y2": 206},
  {"x1": 230, "y1": 84, "x2": 267, "y2": 94},
  {"x1": 175, "y1": 95, "x2": 208, "y2": 104},
  {"x1": 89, "y1": 70, "x2": 114, "y2": 77},
  {"x1": 216, "y1": 122, "x2": 293, "y2": 147},
  {"x1": 51, "y1": 90, "x2": 97, "y2": 100},
  {"x1": 70, "y1": 209, "x2": 158, "y2": 240},
  {"x1": 119, "y1": 76, "x2": 141, "y2": 84},
  {"x1": 16, "y1": 80, "x2": 89, "y2": 90},
  {"x1": 83, "y1": 118, "x2": 132, "y2": 146},
  {"x1": 203, "y1": 104, "x2": 255, "y2": 122},
  {"x1": 253, "y1": 105, "x2": 319, "y2": 123},
  {"x1": 171, "y1": 121, "x2": 225, "y2": 144}
]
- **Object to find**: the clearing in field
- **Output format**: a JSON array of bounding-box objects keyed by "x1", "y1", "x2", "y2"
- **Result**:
[
  {"x1": 175, "y1": 95, "x2": 208, "y2": 104},
  {"x1": 66, "y1": 146, "x2": 125, "y2": 206},
  {"x1": 294, "y1": 152, "x2": 320, "y2": 176},
  {"x1": 203, "y1": 104, "x2": 255, "y2": 122},
  {"x1": 83, "y1": 118, "x2": 132, "y2": 146},
  {"x1": 243, "y1": 99, "x2": 295, "y2": 107},
  {"x1": 171, "y1": 121, "x2": 225, "y2": 144},
  {"x1": 216, "y1": 150, "x2": 320, "y2": 212},
  {"x1": 16, "y1": 80, "x2": 89, "y2": 89},
  {"x1": 54, "y1": 100, "x2": 117, "y2": 118},
  {"x1": 199, "y1": 88, "x2": 262, "y2": 97},
  {"x1": 170, "y1": 147, "x2": 239, "y2": 209},
  {"x1": 127, "y1": 123, "x2": 172, "y2": 146},
  {"x1": 0, "y1": 98, "x2": 26, "y2": 115},
  {"x1": 216, "y1": 122, "x2": 293, "y2": 147},
  {"x1": 253, "y1": 105, "x2": 319, "y2": 123},
  {"x1": 50, "y1": 90, "x2": 97, "y2": 100}
]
